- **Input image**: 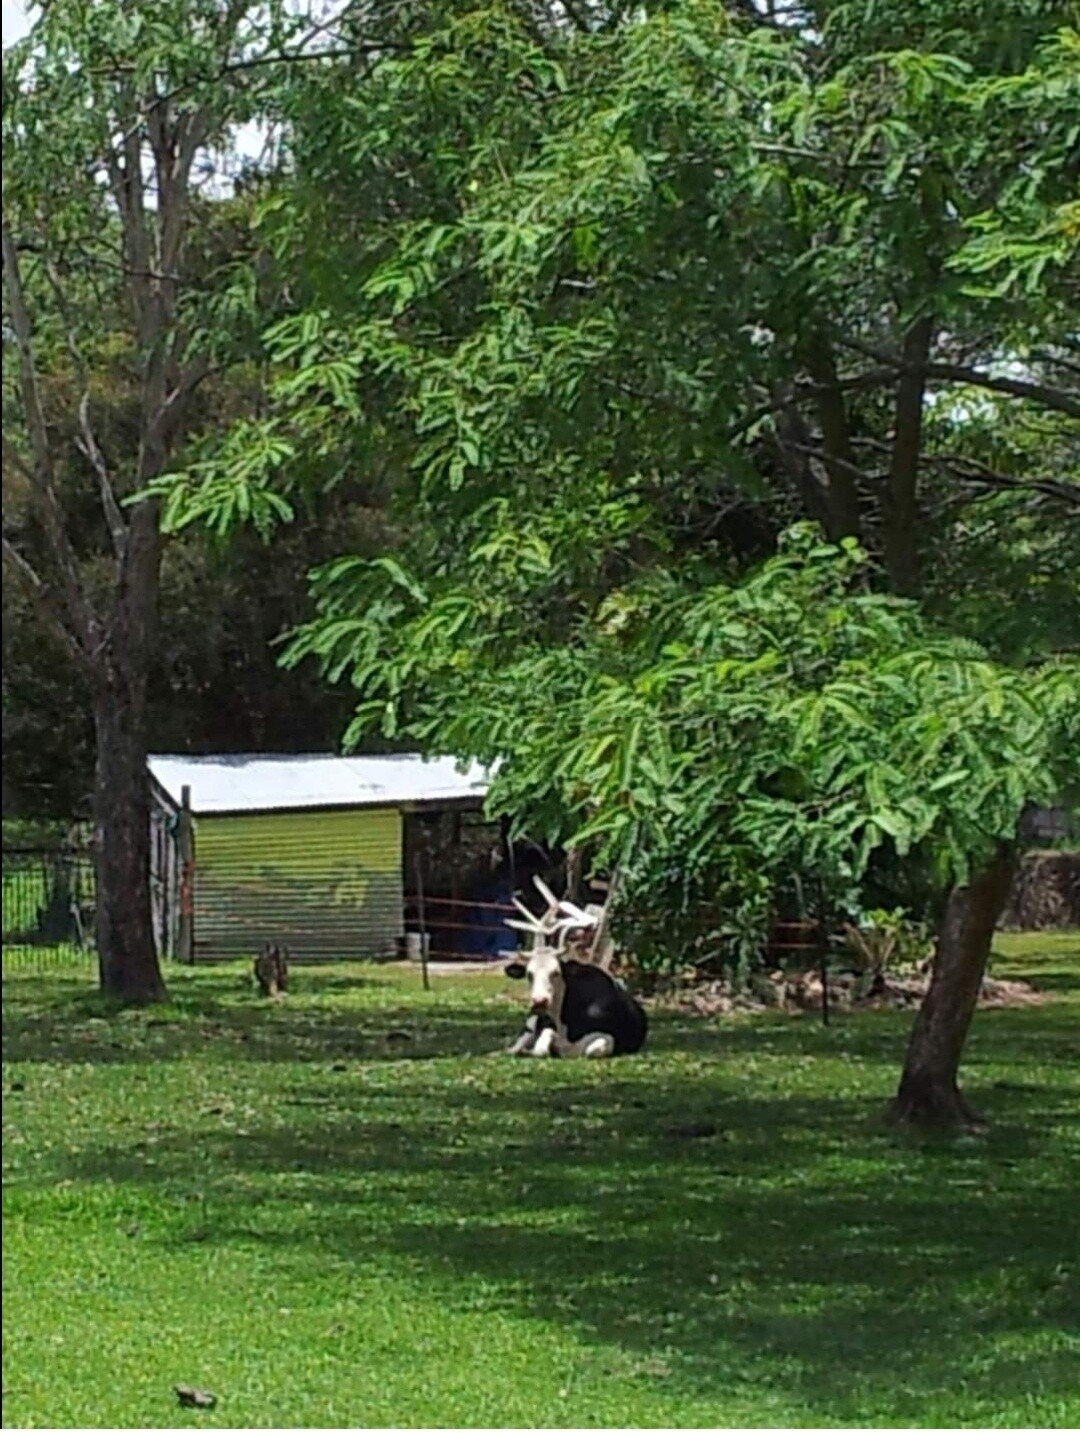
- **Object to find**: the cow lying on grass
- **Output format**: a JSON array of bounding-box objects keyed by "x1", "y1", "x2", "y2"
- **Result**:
[
  {"x1": 502, "y1": 875, "x2": 647, "y2": 1059},
  {"x1": 505, "y1": 950, "x2": 647, "y2": 1058}
]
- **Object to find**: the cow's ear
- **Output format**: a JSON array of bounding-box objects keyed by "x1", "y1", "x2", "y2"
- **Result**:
[{"x1": 504, "y1": 960, "x2": 527, "y2": 980}]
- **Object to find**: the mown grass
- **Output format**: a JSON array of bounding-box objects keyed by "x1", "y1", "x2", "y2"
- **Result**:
[{"x1": 3, "y1": 933, "x2": 1079, "y2": 1428}]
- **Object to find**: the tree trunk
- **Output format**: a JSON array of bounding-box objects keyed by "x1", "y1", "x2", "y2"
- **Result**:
[
  {"x1": 92, "y1": 685, "x2": 167, "y2": 1003},
  {"x1": 804, "y1": 335, "x2": 862, "y2": 542},
  {"x1": 882, "y1": 315, "x2": 934, "y2": 596},
  {"x1": 92, "y1": 511, "x2": 168, "y2": 1003},
  {"x1": 889, "y1": 844, "x2": 1017, "y2": 1130}
]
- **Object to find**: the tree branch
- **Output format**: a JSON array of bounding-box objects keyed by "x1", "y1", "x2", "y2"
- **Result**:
[
  {"x1": 769, "y1": 387, "x2": 835, "y2": 531},
  {"x1": 802, "y1": 333, "x2": 862, "y2": 539},
  {"x1": 924, "y1": 362, "x2": 1080, "y2": 419},
  {"x1": 1032, "y1": 348, "x2": 1080, "y2": 381},
  {"x1": 726, "y1": 368, "x2": 901, "y2": 443},
  {"x1": 2, "y1": 218, "x2": 99, "y2": 652},
  {"x1": 38, "y1": 253, "x2": 129, "y2": 562},
  {"x1": 1, "y1": 536, "x2": 94, "y2": 674},
  {"x1": 783, "y1": 439, "x2": 880, "y2": 485},
  {"x1": 934, "y1": 455, "x2": 1080, "y2": 509},
  {"x1": 838, "y1": 337, "x2": 1080, "y2": 420},
  {"x1": 76, "y1": 394, "x2": 128, "y2": 560}
]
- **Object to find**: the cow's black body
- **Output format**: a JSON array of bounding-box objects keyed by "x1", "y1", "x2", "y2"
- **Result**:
[
  {"x1": 509, "y1": 958, "x2": 647, "y2": 1056},
  {"x1": 561, "y1": 960, "x2": 647, "y2": 1053}
]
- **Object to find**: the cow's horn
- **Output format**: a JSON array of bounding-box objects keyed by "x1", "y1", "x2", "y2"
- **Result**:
[
  {"x1": 510, "y1": 895, "x2": 544, "y2": 929},
  {"x1": 532, "y1": 874, "x2": 561, "y2": 912},
  {"x1": 558, "y1": 898, "x2": 597, "y2": 926}
]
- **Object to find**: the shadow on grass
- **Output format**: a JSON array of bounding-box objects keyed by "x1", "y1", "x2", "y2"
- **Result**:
[
  {"x1": 54, "y1": 1067, "x2": 1080, "y2": 1424},
  {"x1": 7, "y1": 942, "x2": 1080, "y2": 1423}
]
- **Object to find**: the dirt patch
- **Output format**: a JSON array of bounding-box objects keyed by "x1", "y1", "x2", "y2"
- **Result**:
[{"x1": 652, "y1": 967, "x2": 1048, "y2": 1017}]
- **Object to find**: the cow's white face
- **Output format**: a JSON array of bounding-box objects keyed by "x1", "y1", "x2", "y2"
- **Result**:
[{"x1": 506, "y1": 948, "x2": 566, "y2": 1020}]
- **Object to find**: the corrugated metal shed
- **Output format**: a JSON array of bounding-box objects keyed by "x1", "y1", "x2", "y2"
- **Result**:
[
  {"x1": 195, "y1": 806, "x2": 404, "y2": 961},
  {"x1": 147, "y1": 753, "x2": 490, "y2": 962},
  {"x1": 148, "y1": 752, "x2": 489, "y2": 815}
]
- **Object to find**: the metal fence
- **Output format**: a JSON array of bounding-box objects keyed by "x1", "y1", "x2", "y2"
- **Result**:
[{"x1": 1, "y1": 847, "x2": 96, "y2": 975}]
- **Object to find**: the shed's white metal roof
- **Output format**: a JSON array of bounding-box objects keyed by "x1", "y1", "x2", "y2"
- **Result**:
[{"x1": 148, "y1": 752, "x2": 489, "y2": 815}]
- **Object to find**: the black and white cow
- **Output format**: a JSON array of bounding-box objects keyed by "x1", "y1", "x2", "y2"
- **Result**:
[{"x1": 504, "y1": 948, "x2": 647, "y2": 1058}]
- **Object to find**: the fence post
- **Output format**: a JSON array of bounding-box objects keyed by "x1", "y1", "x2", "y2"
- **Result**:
[
  {"x1": 414, "y1": 849, "x2": 430, "y2": 992},
  {"x1": 816, "y1": 876, "x2": 831, "y2": 1028},
  {"x1": 177, "y1": 785, "x2": 195, "y2": 965}
]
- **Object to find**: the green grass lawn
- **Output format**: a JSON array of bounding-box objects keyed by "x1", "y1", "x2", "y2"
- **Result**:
[{"x1": 3, "y1": 933, "x2": 1079, "y2": 1428}]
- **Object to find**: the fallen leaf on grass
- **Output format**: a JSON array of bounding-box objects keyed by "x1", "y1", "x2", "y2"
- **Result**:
[{"x1": 175, "y1": 1385, "x2": 217, "y2": 1410}]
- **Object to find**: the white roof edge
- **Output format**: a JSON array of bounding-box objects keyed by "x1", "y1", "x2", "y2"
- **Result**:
[{"x1": 147, "y1": 752, "x2": 490, "y2": 816}]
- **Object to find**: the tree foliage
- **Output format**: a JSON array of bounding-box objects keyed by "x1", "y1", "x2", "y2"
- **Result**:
[
  {"x1": 8, "y1": 0, "x2": 1078, "y2": 1046},
  {"x1": 182, "y1": 0, "x2": 1078, "y2": 591},
  {"x1": 287, "y1": 523, "x2": 1078, "y2": 969},
  {"x1": 159, "y1": 0, "x2": 1078, "y2": 961}
]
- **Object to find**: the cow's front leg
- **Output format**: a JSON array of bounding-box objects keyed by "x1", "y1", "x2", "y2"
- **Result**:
[
  {"x1": 507, "y1": 1028, "x2": 537, "y2": 1056},
  {"x1": 565, "y1": 1032, "x2": 616, "y2": 1059},
  {"x1": 506, "y1": 1011, "x2": 545, "y2": 1056},
  {"x1": 530, "y1": 1022, "x2": 562, "y2": 1058}
]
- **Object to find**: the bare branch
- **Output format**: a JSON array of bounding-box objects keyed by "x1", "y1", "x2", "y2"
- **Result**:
[
  {"x1": 76, "y1": 394, "x2": 128, "y2": 560},
  {"x1": 769, "y1": 387, "x2": 835, "y2": 532},
  {"x1": 783, "y1": 439, "x2": 878, "y2": 485},
  {"x1": 923, "y1": 362, "x2": 1080, "y2": 420},
  {"x1": 1032, "y1": 348, "x2": 1080, "y2": 380},
  {"x1": 726, "y1": 367, "x2": 900, "y2": 442},
  {"x1": 838, "y1": 337, "x2": 1080, "y2": 420},
  {"x1": 39, "y1": 253, "x2": 129, "y2": 561},
  {"x1": 933, "y1": 455, "x2": 1080, "y2": 509},
  {"x1": 40, "y1": 255, "x2": 89, "y2": 388},
  {"x1": 103, "y1": 39, "x2": 399, "y2": 155},
  {"x1": 160, "y1": 353, "x2": 219, "y2": 436}
]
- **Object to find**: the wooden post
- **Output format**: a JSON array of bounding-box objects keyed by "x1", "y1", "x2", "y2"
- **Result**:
[
  {"x1": 450, "y1": 810, "x2": 462, "y2": 950},
  {"x1": 177, "y1": 784, "x2": 194, "y2": 966},
  {"x1": 500, "y1": 815, "x2": 515, "y2": 890},
  {"x1": 414, "y1": 849, "x2": 430, "y2": 992},
  {"x1": 817, "y1": 877, "x2": 830, "y2": 1028},
  {"x1": 566, "y1": 845, "x2": 584, "y2": 904},
  {"x1": 588, "y1": 868, "x2": 619, "y2": 970}
]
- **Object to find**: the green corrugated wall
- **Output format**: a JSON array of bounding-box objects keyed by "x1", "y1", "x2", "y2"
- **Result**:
[{"x1": 193, "y1": 806, "x2": 403, "y2": 960}]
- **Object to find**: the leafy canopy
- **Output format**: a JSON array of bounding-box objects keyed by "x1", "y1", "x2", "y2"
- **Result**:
[
  {"x1": 146, "y1": 0, "x2": 1079, "y2": 963},
  {"x1": 286, "y1": 525, "x2": 1078, "y2": 965}
]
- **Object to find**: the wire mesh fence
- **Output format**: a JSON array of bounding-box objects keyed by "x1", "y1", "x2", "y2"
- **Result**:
[{"x1": 2, "y1": 847, "x2": 97, "y2": 976}]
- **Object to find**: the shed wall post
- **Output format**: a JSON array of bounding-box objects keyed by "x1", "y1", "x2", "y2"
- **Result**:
[{"x1": 177, "y1": 784, "x2": 195, "y2": 965}]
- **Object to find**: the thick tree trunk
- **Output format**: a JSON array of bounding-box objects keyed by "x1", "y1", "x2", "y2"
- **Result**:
[
  {"x1": 889, "y1": 844, "x2": 1017, "y2": 1130},
  {"x1": 804, "y1": 335, "x2": 862, "y2": 542},
  {"x1": 92, "y1": 685, "x2": 167, "y2": 1003},
  {"x1": 92, "y1": 510, "x2": 167, "y2": 1003}
]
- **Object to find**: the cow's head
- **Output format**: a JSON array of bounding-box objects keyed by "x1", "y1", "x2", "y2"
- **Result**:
[{"x1": 505, "y1": 947, "x2": 566, "y2": 1019}]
